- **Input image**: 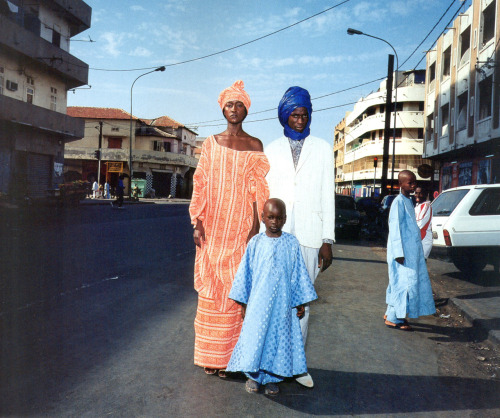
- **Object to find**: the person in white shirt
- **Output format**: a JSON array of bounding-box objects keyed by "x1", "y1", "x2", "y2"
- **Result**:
[
  {"x1": 264, "y1": 86, "x2": 335, "y2": 388},
  {"x1": 415, "y1": 186, "x2": 433, "y2": 259}
]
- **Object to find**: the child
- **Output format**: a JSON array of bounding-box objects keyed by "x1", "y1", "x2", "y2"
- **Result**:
[
  {"x1": 385, "y1": 171, "x2": 435, "y2": 331},
  {"x1": 226, "y1": 198, "x2": 317, "y2": 395}
]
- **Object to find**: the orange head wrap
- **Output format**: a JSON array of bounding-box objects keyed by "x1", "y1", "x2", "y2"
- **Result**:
[{"x1": 217, "y1": 80, "x2": 251, "y2": 111}]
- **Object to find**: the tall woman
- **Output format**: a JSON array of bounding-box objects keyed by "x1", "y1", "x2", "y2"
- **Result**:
[{"x1": 189, "y1": 81, "x2": 269, "y2": 376}]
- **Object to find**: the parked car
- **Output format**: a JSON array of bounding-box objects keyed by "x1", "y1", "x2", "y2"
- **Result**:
[
  {"x1": 335, "y1": 195, "x2": 361, "y2": 238},
  {"x1": 431, "y1": 184, "x2": 500, "y2": 275}
]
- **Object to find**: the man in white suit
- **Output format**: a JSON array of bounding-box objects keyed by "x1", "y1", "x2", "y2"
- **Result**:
[{"x1": 264, "y1": 86, "x2": 335, "y2": 388}]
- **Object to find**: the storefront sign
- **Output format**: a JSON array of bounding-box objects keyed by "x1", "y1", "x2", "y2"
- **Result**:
[{"x1": 107, "y1": 162, "x2": 123, "y2": 172}]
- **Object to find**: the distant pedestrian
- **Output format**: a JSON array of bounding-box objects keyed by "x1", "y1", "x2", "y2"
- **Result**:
[
  {"x1": 104, "y1": 181, "x2": 111, "y2": 199},
  {"x1": 385, "y1": 171, "x2": 435, "y2": 331},
  {"x1": 112, "y1": 174, "x2": 124, "y2": 207},
  {"x1": 415, "y1": 186, "x2": 432, "y2": 259},
  {"x1": 226, "y1": 199, "x2": 317, "y2": 396},
  {"x1": 92, "y1": 180, "x2": 99, "y2": 199}
]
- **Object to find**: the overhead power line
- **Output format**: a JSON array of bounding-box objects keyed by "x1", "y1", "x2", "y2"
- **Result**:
[{"x1": 78, "y1": 0, "x2": 352, "y2": 72}]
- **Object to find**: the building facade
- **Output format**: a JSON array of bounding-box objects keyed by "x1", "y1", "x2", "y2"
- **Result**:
[
  {"x1": 333, "y1": 117, "x2": 347, "y2": 194},
  {"x1": 336, "y1": 70, "x2": 433, "y2": 198},
  {"x1": 424, "y1": 0, "x2": 500, "y2": 190},
  {"x1": 0, "y1": 0, "x2": 91, "y2": 200},
  {"x1": 65, "y1": 107, "x2": 198, "y2": 198}
]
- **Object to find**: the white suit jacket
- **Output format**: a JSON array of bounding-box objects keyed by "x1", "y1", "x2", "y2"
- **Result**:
[{"x1": 264, "y1": 135, "x2": 335, "y2": 248}]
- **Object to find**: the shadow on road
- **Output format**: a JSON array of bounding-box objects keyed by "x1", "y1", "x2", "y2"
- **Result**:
[{"x1": 269, "y1": 368, "x2": 500, "y2": 415}]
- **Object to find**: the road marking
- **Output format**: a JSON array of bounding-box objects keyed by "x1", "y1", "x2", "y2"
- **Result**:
[{"x1": 0, "y1": 276, "x2": 120, "y2": 317}]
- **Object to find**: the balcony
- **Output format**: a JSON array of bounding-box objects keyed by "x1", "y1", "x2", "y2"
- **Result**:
[
  {"x1": 346, "y1": 111, "x2": 424, "y2": 145},
  {"x1": 50, "y1": 0, "x2": 92, "y2": 36},
  {"x1": 0, "y1": 14, "x2": 89, "y2": 88},
  {"x1": 64, "y1": 147, "x2": 199, "y2": 169},
  {"x1": 0, "y1": 94, "x2": 84, "y2": 139}
]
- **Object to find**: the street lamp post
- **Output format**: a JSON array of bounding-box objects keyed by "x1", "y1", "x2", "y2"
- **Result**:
[
  {"x1": 347, "y1": 28, "x2": 399, "y2": 194},
  {"x1": 129, "y1": 66, "x2": 165, "y2": 197}
]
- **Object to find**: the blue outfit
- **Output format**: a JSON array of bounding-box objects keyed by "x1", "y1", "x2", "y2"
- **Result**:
[
  {"x1": 278, "y1": 86, "x2": 312, "y2": 141},
  {"x1": 226, "y1": 232, "x2": 317, "y2": 384},
  {"x1": 385, "y1": 194, "x2": 435, "y2": 323}
]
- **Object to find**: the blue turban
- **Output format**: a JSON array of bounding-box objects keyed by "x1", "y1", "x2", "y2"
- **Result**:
[{"x1": 278, "y1": 86, "x2": 312, "y2": 140}]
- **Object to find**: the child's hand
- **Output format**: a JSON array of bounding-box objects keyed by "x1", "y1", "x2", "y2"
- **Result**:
[{"x1": 296, "y1": 305, "x2": 305, "y2": 318}]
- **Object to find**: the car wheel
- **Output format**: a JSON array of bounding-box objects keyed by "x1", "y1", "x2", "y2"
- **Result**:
[{"x1": 451, "y1": 250, "x2": 487, "y2": 275}]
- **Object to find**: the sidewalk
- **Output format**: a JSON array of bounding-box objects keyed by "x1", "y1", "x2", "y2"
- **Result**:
[
  {"x1": 426, "y1": 255, "x2": 500, "y2": 346},
  {"x1": 80, "y1": 197, "x2": 191, "y2": 205}
]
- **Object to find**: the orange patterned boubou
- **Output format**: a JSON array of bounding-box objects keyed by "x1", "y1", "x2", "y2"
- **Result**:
[{"x1": 189, "y1": 135, "x2": 269, "y2": 369}]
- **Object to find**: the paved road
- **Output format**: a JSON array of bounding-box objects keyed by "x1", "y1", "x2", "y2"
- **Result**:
[{"x1": 1, "y1": 204, "x2": 499, "y2": 417}]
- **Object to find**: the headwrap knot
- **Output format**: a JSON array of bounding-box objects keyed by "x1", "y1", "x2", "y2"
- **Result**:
[
  {"x1": 218, "y1": 80, "x2": 251, "y2": 111},
  {"x1": 278, "y1": 86, "x2": 312, "y2": 140}
]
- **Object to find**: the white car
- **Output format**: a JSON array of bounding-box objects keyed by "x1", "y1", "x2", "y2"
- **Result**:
[{"x1": 431, "y1": 184, "x2": 500, "y2": 274}]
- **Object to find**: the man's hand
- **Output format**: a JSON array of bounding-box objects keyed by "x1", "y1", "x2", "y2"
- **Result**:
[
  {"x1": 296, "y1": 305, "x2": 305, "y2": 318},
  {"x1": 193, "y1": 220, "x2": 205, "y2": 247},
  {"x1": 318, "y1": 242, "x2": 333, "y2": 272},
  {"x1": 395, "y1": 257, "x2": 405, "y2": 265}
]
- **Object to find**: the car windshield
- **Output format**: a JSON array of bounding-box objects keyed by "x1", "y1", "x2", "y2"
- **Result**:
[
  {"x1": 336, "y1": 196, "x2": 355, "y2": 210},
  {"x1": 431, "y1": 189, "x2": 469, "y2": 216}
]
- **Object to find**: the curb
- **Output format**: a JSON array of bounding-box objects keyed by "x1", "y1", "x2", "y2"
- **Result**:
[{"x1": 450, "y1": 297, "x2": 500, "y2": 346}]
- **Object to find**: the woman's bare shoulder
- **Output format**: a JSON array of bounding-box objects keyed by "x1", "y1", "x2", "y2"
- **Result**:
[{"x1": 245, "y1": 135, "x2": 264, "y2": 152}]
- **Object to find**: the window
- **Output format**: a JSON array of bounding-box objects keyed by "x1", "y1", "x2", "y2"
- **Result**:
[
  {"x1": 50, "y1": 95, "x2": 56, "y2": 111},
  {"x1": 481, "y1": 1, "x2": 496, "y2": 47},
  {"x1": 26, "y1": 87, "x2": 34, "y2": 104},
  {"x1": 417, "y1": 128, "x2": 424, "y2": 139},
  {"x1": 478, "y1": 75, "x2": 492, "y2": 120},
  {"x1": 419, "y1": 102, "x2": 424, "y2": 111},
  {"x1": 27, "y1": 76, "x2": 34, "y2": 85},
  {"x1": 431, "y1": 189, "x2": 469, "y2": 217},
  {"x1": 52, "y1": 30, "x2": 61, "y2": 47},
  {"x1": 441, "y1": 103, "x2": 449, "y2": 136},
  {"x1": 0, "y1": 66, "x2": 3, "y2": 95},
  {"x1": 394, "y1": 128, "x2": 402, "y2": 139},
  {"x1": 111, "y1": 127, "x2": 119, "y2": 132},
  {"x1": 459, "y1": 27, "x2": 471, "y2": 67},
  {"x1": 108, "y1": 137, "x2": 122, "y2": 149},
  {"x1": 470, "y1": 188, "x2": 500, "y2": 216},
  {"x1": 428, "y1": 62, "x2": 436, "y2": 90},
  {"x1": 442, "y1": 46, "x2": 451, "y2": 78},
  {"x1": 50, "y1": 86, "x2": 57, "y2": 94},
  {"x1": 426, "y1": 112, "x2": 434, "y2": 142},
  {"x1": 457, "y1": 92, "x2": 468, "y2": 131}
]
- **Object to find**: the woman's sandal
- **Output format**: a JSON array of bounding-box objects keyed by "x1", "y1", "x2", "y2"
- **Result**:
[
  {"x1": 204, "y1": 368, "x2": 217, "y2": 375},
  {"x1": 217, "y1": 369, "x2": 227, "y2": 378}
]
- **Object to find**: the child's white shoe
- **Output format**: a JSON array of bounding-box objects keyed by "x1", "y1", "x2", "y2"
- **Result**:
[{"x1": 295, "y1": 373, "x2": 314, "y2": 388}]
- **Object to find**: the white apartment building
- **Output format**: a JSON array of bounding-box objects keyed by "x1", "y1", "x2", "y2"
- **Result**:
[
  {"x1": 338, "y1": 70, "x2": 432, "y2": 198},
  {"x1": 0, "y1": 0, "x2": 91, "y2": 201},
  {"x1": 424, "y1": 0, "x2": 499, "y2": 190}
]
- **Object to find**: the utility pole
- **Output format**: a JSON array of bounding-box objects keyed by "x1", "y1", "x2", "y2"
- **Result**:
[
  {"x1": 98, "y1": 121, "x2": 103, "y2": 192},
  {"x1": 381, "y1": 54, "x2": 394, "y2": 198}
]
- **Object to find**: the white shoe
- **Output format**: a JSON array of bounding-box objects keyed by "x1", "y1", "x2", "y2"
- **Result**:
[{"x1": 295, "y1": 373, "x2": 314, "y2": 388}]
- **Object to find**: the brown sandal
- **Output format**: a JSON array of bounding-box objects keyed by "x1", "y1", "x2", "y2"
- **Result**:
[
  {"x1": 204, "y1": 368, "x2": 217, "y2": 375},
  {"x1": 217, "y1": 369, "x2": 227, "y2": 378}
]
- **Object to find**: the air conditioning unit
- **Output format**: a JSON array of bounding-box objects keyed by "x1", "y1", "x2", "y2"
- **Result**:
[{"x1": 6, "y1": 80, "x2": 18, "y2": 91}]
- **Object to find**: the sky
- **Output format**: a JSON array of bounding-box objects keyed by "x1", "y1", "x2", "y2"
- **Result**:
[{"x1": 67, "y1": 0, "x2": 471, "y2": 145}]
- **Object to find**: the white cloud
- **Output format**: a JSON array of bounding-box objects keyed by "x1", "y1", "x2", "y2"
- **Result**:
[
  {"x1": 129, "y1": 46, "x2": 153, "y2": 57},
  {"x1": 163, "y1": 0, "x2": 187, "y2": 14},
  {"x1": 101, "y1": 32, "x2": 125, "y2": 57},
  {"x1": 130, "y1": 5, "x2": 146, "y2": 12}
]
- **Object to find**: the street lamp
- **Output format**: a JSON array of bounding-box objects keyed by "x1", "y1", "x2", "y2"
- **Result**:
[
  {"x1": 347, "y1": 28, "x2": 399, "y2": 194},
  {"x1": 129, "y1": 66, "x2": 166, "y2": 197}
]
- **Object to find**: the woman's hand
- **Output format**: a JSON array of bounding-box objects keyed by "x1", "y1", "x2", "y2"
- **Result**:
[
  {"x1": 296, "y1": 305, "x2": 305, "y2": 318},
  {"x1": 246, "y1": 227, "x2": 259, "y2": 243},
  {"x1": 193, "y1": 220, "x2": 205, "y2": 247}
]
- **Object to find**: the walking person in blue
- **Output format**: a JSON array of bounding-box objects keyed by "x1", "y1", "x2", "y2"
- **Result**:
[
  {"x1": 226, "y1": 198, "x2": 317, "y2": 395},
  {"x1": 385, "y1": 170, "x2": 435, "y2": 331}
]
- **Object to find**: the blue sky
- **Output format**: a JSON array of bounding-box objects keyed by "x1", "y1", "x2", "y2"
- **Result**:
[{"x1": 68, "y1": 0, "x2": 469, "y2": 145}]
